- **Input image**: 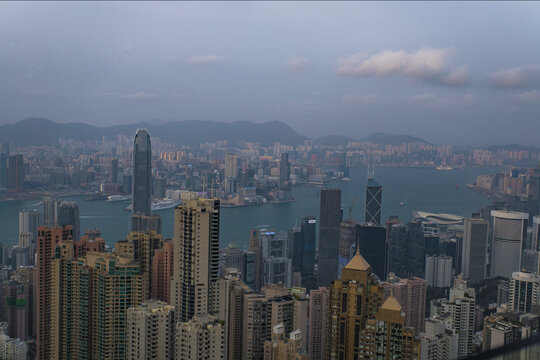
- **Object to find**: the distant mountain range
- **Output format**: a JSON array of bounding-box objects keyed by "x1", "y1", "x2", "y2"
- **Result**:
[
  {"x1": 314, "y1": 132, "x2": 429, "y2": 146},
  {"x1": 0, "y1": 118, "x2": 307, "y2": 147}
]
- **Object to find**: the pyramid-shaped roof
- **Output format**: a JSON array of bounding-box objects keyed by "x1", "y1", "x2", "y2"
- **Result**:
[
  {"x1": 381, "y1": 295, "x2": 402, "y2": 312},
  {"x1": 344, "y1": 250, "x2": 371, "y2": 271}
]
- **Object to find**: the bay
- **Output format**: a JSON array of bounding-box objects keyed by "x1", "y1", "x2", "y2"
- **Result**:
[{"x1": 0, "y1": 166, "x2": 493, "y2": 249}]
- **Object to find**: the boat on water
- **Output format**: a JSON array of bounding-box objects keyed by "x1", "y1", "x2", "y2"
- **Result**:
[
  {"x1": 436, "y1": 165, "x2": 454, "y2": 171},
  {"x1": 400, "y1": 201, "x2": 404, "y2": 207},
  {"x1": 107, "y1": 195, "x2": 131, "y2": 202},
  {"x1": 86, "y1": 193, "x2": 108, "y2": 201},
  {"x1": 124, "y1": 199, "x2": 181, "y2": 211}
]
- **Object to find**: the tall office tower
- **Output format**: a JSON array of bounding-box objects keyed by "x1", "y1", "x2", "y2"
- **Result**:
[
  {"x1": 176, "y1": 314, "x2": 224, "y2": 360},
  {"x1": 339, "y1": 218, "x2": 356, "y2": 262},
  {"x1": 153, "y1": 177, "x2": 167, "y2": 199},
  {"x1": 356, "y1": 223, "x2": 387, "y2": 279},
  {"x1": 508, "y1": 271, "x2": 540, "y2": 313},
  {"x1": 532, "y1": 215, "x2": 540, "y2": 251},
  {"x1": 461, "y1": 215, "x2": 489, "y2": 282},
  {"x1": 0, "y1": 324, "x2": 27, "y2": 360},
  {"x1": 292, "y1": 289, "x2": 309, "y2": 354},
  {"x1": 249, "y1": 229, "x2": 263, "y2": 291},
  {"x1": 491, "y1": 210, "x2": 528, "y2": 278},
  {"x1": 327, "y1": 250, "x2": 383, "y2": 360},
  {"x1": 243, "y1": 293, "x2": 272, "y2": 360},
  {"x1": 382, "y1": 274, "x2": 427, "y2": 334},
  {"x1": 57, "y1": 201, "x2": 80, "y2": 241},
  {"x1": 299, "y1": 216, "x2": 316, "y2": 290},
  {"x1": 358, "y1": 295, "x2": 420, "y2": 360},
  {"x1": 263, "y1": 325, "x2": 308, "y2": 360},
  {"x1": 7, "y1": 154, "x2": 24, "y2": 191},
  {"x1": 279, "y1": 152, "x2": 290, "y2": 190},
  {"x1": 441, "y1": 276, "x2": 476, "y2": 358},
  {"x1": 365, "y1": 170, "x2": 382, "y2": 225},
  {"x1": 131, "y1": 213, "x2": 162, "y2": 234},
  {"x1": 151, "y1": 240, "x2": 174, "y2": 303},
  {"x1": 18, "y1": 209, "x2": 41, "y2": 264},
  {"x1": 261, "y1": 231, "x2": 289, "y2": 258},
  {"x1": 110, "y1": 158, "x2": 119, "y2": 184},
  {"x1": 171, "y1": 198, "x2": 220, "y2": 322},
  {"x1": 217, "y1": 270, "x2": 252, "y2": 360},
  {"x1": 123, "y1": 174, "x2": 133, "y2": 195},
  {"x1": 132, "y1": 129, "x2": 152, "y2": 217},
  {"x1": 387, "y1": 223, "x2": 408, "y2": 277},
  {"x1": 125, "y1": 231, "x2": 163, "y2": 299},
  {"x1": 318, "y1": 188, "x2": 342, "y2": 287},
  {"x1": 420, "y1": 315, "x2": 459, "y2": 360},
  {"x1": 5, "y1": 279, "x2": 27, "y2": 341},
  {"x1": 425, "y1": 255, "x2": 453, "y2": 287},
  {"x1": 224, "y1": 153, "x2": 238, "y2": 193},
  {"x1": 36, "y1": 226, "x2": 73, "y2": 360},
  {"x1": 264, "y1": 257, "x2": 292, "y2": 288},
  {"x1": 84, "y1": 252, "x2": 144, "y2": 359},
  {"x1": 49, "y1": 240, "x2": 89, "y2": 360},
  {"x1": 406, "y1": 221, "x2": 426, "y2": 278},
  {"x1": 42, "y1": 195, "x2": 57, "y2": 227},
  {"x1": 308, "y1": 287, "x2": 329, "y2": 360},
  {"x1": 126, "y1": 300, "x2": 175, "y2": 360},
  {"x1": 0, "y1": 151, "x2": 7, "y2": 191}
]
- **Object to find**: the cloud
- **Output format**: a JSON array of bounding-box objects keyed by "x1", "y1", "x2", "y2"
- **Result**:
[
  {"x1": 342, "y1": 94, "x2": 385, "y2": 105},
  {"x1": 285, "y1": 56, "x2": 311, "y2": 71},
  {"x1": 510, "y1": 90, "x2": 540, "y2": 104},
  {"x1": 403, "y1": 92, "x2": 477, "y2": 108},
  {"x1": 490, "y1": 65, "x2": 540, "y2": 89},
  {"x1": 185, "y1": 55, "x2": 227, "y2": 65},
  {"x1": 336, "y1": 48, "x2": 469, "y2": 87},
  {"x1": 121, "y1": 92, "x2": 158, "y2": 100}
]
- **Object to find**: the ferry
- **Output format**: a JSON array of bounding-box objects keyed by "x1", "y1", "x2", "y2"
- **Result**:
[
  {"x1": 436, "y1": 165, "x2": 453, "y2": 171},
  {"x1": 125, "y1": 199, "x2": 181, "y2": 211},
  {"x1": 107, "y1": 195, "x2": 131, "y2": 202}
]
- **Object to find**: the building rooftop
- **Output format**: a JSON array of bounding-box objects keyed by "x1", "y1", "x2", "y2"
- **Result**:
[{"x1": 344, "y1": 250, "x2": 371, "y2": 271}]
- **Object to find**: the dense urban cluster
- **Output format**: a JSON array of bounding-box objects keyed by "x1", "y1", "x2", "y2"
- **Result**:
[{"x1": 0, "y1": 130, "x2": 539, "y2": 360}]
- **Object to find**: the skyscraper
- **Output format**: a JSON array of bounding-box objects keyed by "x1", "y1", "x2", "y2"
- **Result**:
[
  {"x1": 110, "y1": 158, "x2": 119, "y2": 184},
  {"x1": 461, "y1": 215, "x2": 489, "y2": 282},
  {"x1": 0, "y1": 151, "x2": 7, "y2": 191},
  {"x1": 42, "y1": 195, "x2": 57, "y2": 228},
  {"x1": 170, "y1": 198, "x2": 220, "y2": 322},
  {"x1": 176, "y1": 314, "x2": 224, "y2": 360},
  {"x1": 132, "y1": 129, "x2": 152, "y2": 217},
  {"x1": 18, "y1": 209, "x2": 41, "y2": 264},
  {"x1": 490, "y1": 210, "x2": 528, "y2": 278},
  {"x1": 151, "y1": 240, "x2": 174, "y2": 303},
  {"x1": 308, "y1": 287, "x2": 328, "y2": 360},
  {"x1": 224, "y1": 153, "x2": 238, "y2": 193},
  {"x1": 264, "y1": 325, "x2": 308, "y2": 360},
  {"x1": 57, "y1": 201, "x2": 81, "y2": 241},
  {"x1": 365, "y1": 169, "x2": 382, "y2": 225},
  {"x1": 7, "y1": 154, "x2": 24, "y2": 191},
  {"x1": 356, "y1": 222, "x2": 387, "y2": 279},
  {"x1": 279, "y1": 152, "x2": 290, "y2": 190},
  {"x1": 300, "y1": 216, "x2": 317, "y2": 290},
  {"x1": 126, "y1": 231, "x2": 163, "y2": 299},
  {"x1": 327, "y1": 250, "x2": 383, "y2": 360},
  {"x1": 318, "y1": 188, "x2": 341, "y2": 287},
  {"x1": 508, "y1": 271, "x2": 540, "y2": 313},
  {"x1": 532, "y1": 215, "x2": 540, "y2": 251}
]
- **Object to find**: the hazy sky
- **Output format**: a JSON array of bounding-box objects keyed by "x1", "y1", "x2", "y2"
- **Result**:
[{"x1": 1, "y1": 2, "x2": 540, "y2": 146}]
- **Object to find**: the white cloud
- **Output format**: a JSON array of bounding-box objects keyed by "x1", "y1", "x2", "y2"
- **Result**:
[
  {"x1": 122, "y1": 92, "x2": 158, "y2": 100},
  {"x1": 490, "y1": 65, "x2": 540, "y2": 89},
  {"x1": 403, "y1": 92, "x2": 477, "y2": 108},
  {"x1": 185, "y1": 55, "x2": 227, "y2": 65},
  {"x1": 285, "y1": 56, "x2": 311, "y2": 71},
  {"x1": 510, "y1": 90, "x2": 540, "y2": 104},
  {"x1": 336, "y1": 48, "x2": 468, "y2": 87},
  {"x1": 342, "y1": 94, "x2": 385, "y2": 105}
]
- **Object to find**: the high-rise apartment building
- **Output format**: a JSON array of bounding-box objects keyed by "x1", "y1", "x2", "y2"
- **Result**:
[
  {"x1": 126, "y1": 231, "x2": 163, "y2": 298},
  {"x1": 126, "y1": 300, "x2": 175, "y2": 360},
  {"x1": 132, "y1": 129, "x2": 152, "y2": 218},
  {"x1": 532, "y1": 215, "x2": 540, "y2": 251},
  {"x1": 461, "y1": 215, "x2": 489, "y2": 282},
  {"x1": 0, "y1": 151, "x2": 7, "y2": 191},
  {"x1": 57, "y1": 201, "x2": 80, "y2": 241},
  {"x1": 425, "y1": 255, "x2": 452, "y2": 288},
  {"x1": 224, "y1": 153, "x2": 238, "y2": 193},
  {"x1": 508, "y1": 271, "x2": 540, "y2": 313},
  {"x1": 263, "y1": 325, "x2": 308, "y2": 360},
  {"x1": 308, "y1": 287, "x2": 328, "y2": 360},
  {"x1": 35, "y1": 226, "x2": 73, "y2": 360},
  {"x1": 279, "y1": 152, "x2": 290, "y2": 190},
  {"x1": 358, "y1": 295, "x2": 420, "y2": 360},
  {"x1": 0, "y1": 323, "x2": 27, "y2": 360},
  {"x1": 171, "y1": 198, "x2": 220, "y2": 322},
  {"x1": 131, "y1": 213, "x2": 162, "y2": 234},
  {"x1": 327, "y1": 250, "x2": 383, "y2": 360},
  {"x1": 176, "y1": 314, "x2": 224, "y2": 360},
  {"x1": 42, "y1": 195, "x2": 57, "y2": 228},
  {"x1": 18, "y1": 209, "x2": 41, "y2": 264},
  {"x1": 318, "y1": 188, "x2": 341, "y2": 287},
  {"x1": 356, "y1": 223, "x2": 387, "y2": 279},
  {"x1": 7, "y1": 154, "x2": 24, "y2": 191},
  {"x1": 5, "y1": 279, "x2": 27, "y2": 341},
  {"x1": 151, "y1": 240, "x2": 174, "y2": 303},
  {"x1": 490, "y1": 210, "x2": 528, "y2": 278},
  {"x1": 382, "y1": 274, "x2": 427, "y2": 334},
  {"x1": 365, "y1": 173, "x2": 382, "y2": 225},
  {"x1": 420, "y1": 315, "x2": 459, "y2": 360}
]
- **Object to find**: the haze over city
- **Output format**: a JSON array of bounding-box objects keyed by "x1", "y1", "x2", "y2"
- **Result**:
[{"x1": 1, "y1": 2, "x2": 540, "y2": 146}]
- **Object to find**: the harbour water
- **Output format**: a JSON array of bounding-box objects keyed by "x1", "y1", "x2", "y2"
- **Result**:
[{"x1": 0, "y1": 166, "x2": 494, "y2": 249}]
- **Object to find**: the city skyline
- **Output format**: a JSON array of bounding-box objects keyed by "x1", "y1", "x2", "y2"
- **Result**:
[{"x1": 0, "y1": 2, "x2": 540, "y2": 146}]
